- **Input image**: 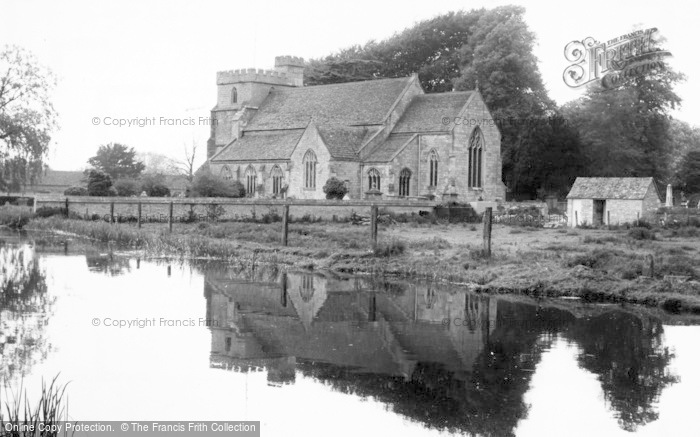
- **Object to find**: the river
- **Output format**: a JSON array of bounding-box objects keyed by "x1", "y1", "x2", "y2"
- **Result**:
[{"x1": 1, "y1": 233, "x2": 699, "y2": 436}]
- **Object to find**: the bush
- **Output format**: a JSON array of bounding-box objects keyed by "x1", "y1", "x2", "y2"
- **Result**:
[
  {"x1": 191, "y1": 172, "x2": 246, "y2": 198},
  {"x1": 373, "y1": 239, "x2": 406, "y2": 257},
  {"x1": 628, "y1": 227, "x2": 656, "y2": 240},
  {"x1": 64, "y1": 186, "x2": 87, "y2": 196},
  {"x1": 113, "y1": 179, "x2": 141, "y2": 197},
  {"x1": 148, "y1": 183, "x2": 171, "y2": 197},
  {"x1": 34, "y1": 206, "x2": 66, "y2": 218},
  {"x1": 323, "y1": 177, "x2": 348, "y2": 200},
  {"x1": 87, "y1": 170, "x2": 113, "y2": 196}
]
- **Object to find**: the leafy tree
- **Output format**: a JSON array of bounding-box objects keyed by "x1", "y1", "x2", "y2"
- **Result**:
[
  {"x1": 0, "y1": 45, "x2": 56, "y2": 191},
  {"x1": 507, "y1": 115, "x2": 586, "y2": 198},
  {"x1": 86, "y1": 169, "x2": 113, "y2": 196},
  {"x1": 323, "y1": 177, "x2": 348, "y2": 199},
  {"x1": 677, "y1": 150, "x2": 700, "y2": 194},
  {"x1": 88, "y1": 143, "x2": 145, "y2": 180},
  {"x1": 190, "y1": 172, "x2": 245, "y2": 198},
  {"x1": 563, "y1": 44, "x2": 684, "y2": 181},
  {"x1": 668, "y1": 119, "x2": 700, "y2": 184}
]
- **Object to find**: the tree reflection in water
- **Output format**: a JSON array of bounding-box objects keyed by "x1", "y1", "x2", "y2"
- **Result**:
[
  {"x1": 567, "y1": 311, "x2": 678, "y2": 431},
  {"x1": 0, "y1": 245, "x2": 53, "y2": 381}
]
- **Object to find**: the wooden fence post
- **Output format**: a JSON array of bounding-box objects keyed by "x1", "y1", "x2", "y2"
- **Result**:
[
  {"x1": 168, "y1": 202, "x2": 174, "y2": 233},
  {"x1": 64, "y1": 198, "x2": 69, "y2": 217},
  {"x1": 110, "y1": 202, "x2": 114, "y2": 224},
  {"x1": 607, "y1": 210, "x2": 610, "y2": 226},
  {"x1": 643, "y1": 254, "x2": 654, "y2": 277},
  {"x1": 281, "y1": 203, "x2": 289, "y2": 246},
  {"x1": 370, "y1": 205, "x2": 378, "y2": 247},
  {"x1": 575, "y1": 211, "x2": 578, "y2": 227},
  {"x1": 137, "y1": 202, "x2": 142, "y2": 228},
  {"x1": 483, "y1": 207, "x2": 493, "y2": 258}
]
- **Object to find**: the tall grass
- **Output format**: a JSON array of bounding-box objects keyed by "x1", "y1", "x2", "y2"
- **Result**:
[
  {"x1": 0, "y1": 205, "x2": 32, "y2": 229},
  {"x1": 0, "y1": 376, "x2": 69, "y2": 436}
]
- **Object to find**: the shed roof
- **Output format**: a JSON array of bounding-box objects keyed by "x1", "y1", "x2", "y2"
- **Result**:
[{"x1": 566, "y1": 177, "x2": 657, "y2": 200}]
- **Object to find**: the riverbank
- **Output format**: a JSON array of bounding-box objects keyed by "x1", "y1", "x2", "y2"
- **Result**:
[{"x1": 25, "y1": 216, "x2": 700, "y2": 314}]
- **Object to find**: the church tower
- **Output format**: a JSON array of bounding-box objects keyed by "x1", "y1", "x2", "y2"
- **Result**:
[{"x1": 207, "y1": 56, "x2": 305, "y2": 160}]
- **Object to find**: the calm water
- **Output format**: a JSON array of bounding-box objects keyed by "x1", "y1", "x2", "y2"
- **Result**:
[{"x1": 1, "y1": 235, "x2": 700, "y2": 437}]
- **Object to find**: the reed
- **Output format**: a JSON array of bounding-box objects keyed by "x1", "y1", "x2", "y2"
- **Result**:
[{"x1": 0, "y1": 375, "x2": 69, "y2": 436}]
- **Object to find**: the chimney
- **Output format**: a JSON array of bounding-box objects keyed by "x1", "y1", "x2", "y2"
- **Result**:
[{"x1": 274, "y1": 56, "x2": 305, "y2": 87}]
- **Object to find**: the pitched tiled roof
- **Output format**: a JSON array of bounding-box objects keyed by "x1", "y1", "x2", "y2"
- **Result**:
[
  {"x1": 316, "y1": 125, "x2": 380, "y2": 159},
  {"x1": 365, "y1": 134, "x2": 417, "y2": 162},
  {"x1": 567, "y1": 177, "x2": 657, "y2": 199},
  {"x1": 245, "y1": 77, "x2": 413, "y2": 130},
  {"x1": 392, "y1": 92, "x2": 473, "y2": 133},
  {"x1": 212, "y1": 129, "x2": 305, "y2": 162}
]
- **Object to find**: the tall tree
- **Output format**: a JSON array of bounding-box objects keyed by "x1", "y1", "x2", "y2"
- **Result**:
[
  {"x1": 677, "y1": 150, "x2": 700, "y2": 194},
  {"x1": 88, "y1": 143, "x2": 145, "y2": 180},
  {"x1": 667, "y1": 119, "x2": 700, "y2": 184},
  {"x1": 563, "y1": 49, "x2": 684, "y2": 181},
  {"x1": 0, "y1": 45, "x2": 56, "y2": 191}
]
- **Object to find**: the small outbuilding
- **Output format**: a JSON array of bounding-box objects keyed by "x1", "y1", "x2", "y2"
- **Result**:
[{"x1": 566, "y1": 177, "x2": 661, "y2": 227}]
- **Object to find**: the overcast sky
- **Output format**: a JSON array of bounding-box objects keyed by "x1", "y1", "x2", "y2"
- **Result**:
[{"x1": 2, "y1": 0, "x2": 699, "y2": 170}]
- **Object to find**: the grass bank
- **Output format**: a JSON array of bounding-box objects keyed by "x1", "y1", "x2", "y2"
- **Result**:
[{"x1": 25, "y1": 216, "x2": 700, "y2": 314}]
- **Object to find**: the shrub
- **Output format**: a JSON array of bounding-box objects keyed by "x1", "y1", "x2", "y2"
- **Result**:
[
  {"x1": 140, "y1": 174, "x2": 171, "y2": 197},
  {"x1": 113, "y1": 179, "x2": 141, "y2": 196},
  {"x1": 64, "y1": 186, "x2": 87, "y2": 196},
  {"x1": 323, "y1": 177, "x2": 348, "y2": 200},
  {"x1": 373, "y1": 239, "x2": 406, "y2": 257},
  {"x1": 191, "y1": 172, "x2": 245, "y2": 198},
  {"x1": 628, "y1": 227, "x2": 655, "y2": 240},
  {"x1": 86, "y1": 170, "x2": 113, "y2": 196},
  {"x1": 35, "y1": 206, "x2": 66, "y2": 218}
]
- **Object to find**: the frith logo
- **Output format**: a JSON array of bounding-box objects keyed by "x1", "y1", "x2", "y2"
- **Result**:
[{"x1": 563, "y1": 27, "x2": 672, "y2": 89}]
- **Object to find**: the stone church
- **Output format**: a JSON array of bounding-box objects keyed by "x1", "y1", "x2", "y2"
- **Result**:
[{"x1": 206, "y1": 56, "x2": 506, "y2": 201}]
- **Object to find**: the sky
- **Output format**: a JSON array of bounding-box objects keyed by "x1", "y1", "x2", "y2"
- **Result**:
[{"x1": 2, "y1": 0, "x2": 699, "y2": 171}]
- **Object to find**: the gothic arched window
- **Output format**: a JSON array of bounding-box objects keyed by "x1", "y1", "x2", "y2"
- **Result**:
[
  {"x1": 368, "y1": 168, "x2": 381, "y2": 191},
  {"x1": 303, "y1": 150, "x2": 317, "y2": 189},
  {"x1": 399, "y1": 168, "x2": 411, "y2": 197},
  {"x1": 220, "y1": 165, "x2": 233, "y2": 180},
  {"x1": 244, "y1": 165, "x2": 257, "y2": 196},
  {"x1": 468, "y1": 128, "x2": 484, "y2": 188},
  {"x1": 231, "y1": 87, "x2": 238, "y2": 104},
  {"x1": 428, "y1": 150, "x2": 439, "y2": 187},
  {"x1": 271, "y1": 165, "x2": 284, "y2": 196}
]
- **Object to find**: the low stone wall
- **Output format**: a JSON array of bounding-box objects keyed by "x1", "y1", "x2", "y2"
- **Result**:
[{"x1": 35, "y1": 197, "x2": 436, "y2": 222}]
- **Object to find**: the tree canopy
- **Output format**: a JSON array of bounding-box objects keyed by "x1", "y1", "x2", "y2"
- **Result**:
[
  {"x1": 0, "y1": 45, "x2": 56, "y2": 191},
  {"x1": 88, "y1": 143, "x2": 146, "y2": 180}
]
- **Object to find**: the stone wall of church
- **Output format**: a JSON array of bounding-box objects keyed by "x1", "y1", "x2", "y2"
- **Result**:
[
  {"x1": 287, "y1": 127, "x2": 332, "y2": 200},
  {"x1": 329, "y1": 161, "x2": 361, "y2": 199},
  {"x1": 454, "y1": 93, "x2": 506, "y2": 202}
]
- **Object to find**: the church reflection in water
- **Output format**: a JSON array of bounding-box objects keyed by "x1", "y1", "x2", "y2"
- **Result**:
[{"x1": 202, "y1": 267, "x2": 677, "y2": 436}]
